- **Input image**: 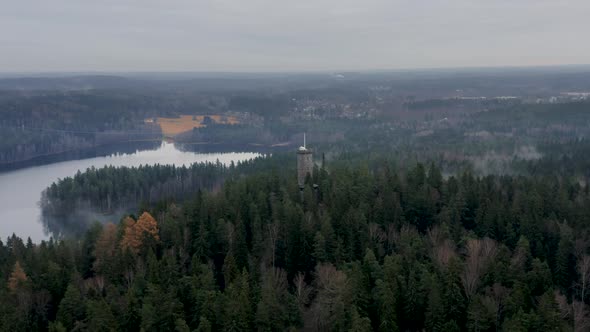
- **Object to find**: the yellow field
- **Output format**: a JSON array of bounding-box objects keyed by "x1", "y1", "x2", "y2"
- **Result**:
[{"x1": 147, "y1": 115, "x2": 239, "y2": 136}]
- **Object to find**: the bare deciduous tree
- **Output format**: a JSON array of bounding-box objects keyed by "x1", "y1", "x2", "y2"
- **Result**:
[
  {"x1": 510, "y1": 241, "x2": 528, "y2": 271},
  {"x1": 555, "y1": 291, "x2": 571, "y2": 320},
  {"x1": 428, "y1": 226, "x2": 457, "y2": 269},
  {"x1": 265, "y1": 267, "x2": 287, "y2": 293},
  {"x1": 84, "y1": 275, "x2": 105, "y2": 294},
  {"x1": 368, "y1": 222, "x2": 386, "y2": 254},
  {"x1": 307, "y1": 264, "x2": 349, "y2": 332},
  {"x1": 427, "y1": 225, "x2": 444, "y2": 247},
  {"x1": 573, "y1": 300, "x2": 590, "y2": 332},
  {"x1": 434, "y1": 239, "x2": 457, "y2": 269},
  {"x1": 294, "y1": 272, "x2": 311, "y2": 309},
  {"x1": 462, "y1": 238, "x2": 498, "y2": 299},
  {"x1": 490, "y1": 283, "x2": 508, "y2": 328}
]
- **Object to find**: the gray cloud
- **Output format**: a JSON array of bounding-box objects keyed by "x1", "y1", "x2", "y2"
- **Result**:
[{"x1": 1, "y1": 0, "x2": 589, "y2": 72}]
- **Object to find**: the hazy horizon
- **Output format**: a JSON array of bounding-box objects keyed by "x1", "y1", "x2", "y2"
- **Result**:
[
  {"x1": 2, "y1": 1, "x2": 589, "y2": 72},
  {"x1": 2, "y1": 63, "x2": 590, "y2": 78}
]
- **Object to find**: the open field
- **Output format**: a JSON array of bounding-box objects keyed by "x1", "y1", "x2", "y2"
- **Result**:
[{"x1": 146, "y1": 115, "x2": 239, "y2": 136}]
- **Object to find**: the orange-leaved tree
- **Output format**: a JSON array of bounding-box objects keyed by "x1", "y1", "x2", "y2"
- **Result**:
[
  {"x1": 121, "y1": 213, "x2": 160, "y2": 254},
  {"x1": 8, "y1": 261, "x2": 28, "y2": 292}
]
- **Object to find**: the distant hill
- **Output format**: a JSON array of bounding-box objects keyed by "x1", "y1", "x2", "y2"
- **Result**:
[{"x1": 0, "y1": 75, "x2": 151, "y2": 91}]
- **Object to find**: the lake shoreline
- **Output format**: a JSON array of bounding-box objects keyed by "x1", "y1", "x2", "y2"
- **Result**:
[
  {"x1": 0, "y1": 142, "x2": 261, "y2": 242},
  {"x1": 0, "y1": 140, "x2": 288, "y2": 173}
]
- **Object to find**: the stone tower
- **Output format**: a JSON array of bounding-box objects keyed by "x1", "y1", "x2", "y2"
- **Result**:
[{"x1": 297, "y1": 133, "x2": 313, "y2": 188}]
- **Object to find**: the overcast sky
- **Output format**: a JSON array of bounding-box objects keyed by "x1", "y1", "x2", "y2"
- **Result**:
[{"x1": 1, "y1": 0, "x2": 589, "y2": 72}]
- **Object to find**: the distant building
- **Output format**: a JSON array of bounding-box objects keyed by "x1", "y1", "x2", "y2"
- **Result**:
[{"x1": 297, "y1": 133, "x2": 313, "y2": 188}]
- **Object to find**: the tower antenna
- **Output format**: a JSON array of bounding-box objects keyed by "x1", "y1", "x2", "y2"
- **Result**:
[{"x1": 304, "y1": 132, "x2": 306, "y2": 149}]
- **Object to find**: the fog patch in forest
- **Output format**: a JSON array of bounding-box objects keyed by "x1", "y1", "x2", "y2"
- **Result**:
[
  {"x1": 515, "y1": 145, "x2": 542, "y2": 160},
  {"x1": 470, "y1": 145, "x2": 542, "y2": 175},
  {"x1": 41, "y1": 206, "x2": 132, "y2": 238}
]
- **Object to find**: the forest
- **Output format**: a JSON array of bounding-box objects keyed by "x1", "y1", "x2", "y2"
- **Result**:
[
  {"x1": 3, "y1": 152, "x2": 590, "y2": 331},
  {"x1": 38, "y1": 156, "x2": 283, "y2": 236},
  {"x1": 0, "y1": 90, "x2": 164, "y2": 164},
  {"x1": 3, "y1": 71, "x2": 590, "y2": 331},
  {"x1": 3, "y1": 71, "x2": 590, "y2": 167}
]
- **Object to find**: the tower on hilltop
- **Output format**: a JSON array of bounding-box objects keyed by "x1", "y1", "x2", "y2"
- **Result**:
[{"x1": 297, "y1": 133, "x2": 313, "y2": 188}]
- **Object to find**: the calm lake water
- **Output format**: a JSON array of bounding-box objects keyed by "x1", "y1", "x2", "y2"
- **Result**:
[{"x1": 0, "y1": 142, "x2": 260, "y2": 242}]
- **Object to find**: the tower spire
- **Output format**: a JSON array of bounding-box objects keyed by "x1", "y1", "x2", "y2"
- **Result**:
[{"x1": 297, "y1": 132, "x2": 313, "y2": 189}]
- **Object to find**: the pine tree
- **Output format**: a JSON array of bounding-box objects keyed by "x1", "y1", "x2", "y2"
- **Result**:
[
  {"x1": 195, "y1": 316, "x2": 212, "y2": 332},
  {"x1": 443, "y1": 258, "x2": 466, "y2": 326},
  {"x1": 312, "y1": 232, "x2": 327, "y2": 263},
  {"x1": 222, "y1": 271, "x2": 252, "y2": 332},
  {"x1": 532, "y1": 291, "x2": 562, "y2": 331},
  {"x1": 56, "y1": 283, "x2": 86, "y2": 331},
  {"x1": 255, "y1": 268, "x2": 296, "y2": 331},
  {"x1": 48, "y1": 321, "x2": 67, "y2": 332},
  {"x1": 348, "y1": 306, "x2": 372, "y2": 332},
  {"x1": 502, "y1": 309, "x2": 530, "y2": 332},
  {"x1": 375, "y1": 279, "x2": 398, "y2": 332},
  {"x1": 401, "y1": 264, "x2": 428, "y2": 330},
  {"x1": 86, "y1": 299, "x2": 118, "y2": 332},
  {"x1": 174, "y1": 318, "x2": 191, "y2": 332},
  {"x1": 425, "y1": 277, "x2": 445, "y2": 332},
  {"x1": 140, "y1": 284, "x2": 183, "y2": 331},
  {"x1": 467, "y1": 295, "x2": 497, "y2": 332},
  {"x1": 555, "y1": 231, "x2": 574, "y2": 292},
  {"x1": 223, "y1": 252, "x2": 239, "y2": 286}
]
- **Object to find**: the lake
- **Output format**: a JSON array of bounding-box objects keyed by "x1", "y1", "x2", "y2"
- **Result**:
[{"x1": 0, "y1": 141, "x2": 260, "y2": 242}]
